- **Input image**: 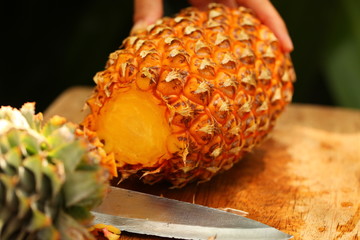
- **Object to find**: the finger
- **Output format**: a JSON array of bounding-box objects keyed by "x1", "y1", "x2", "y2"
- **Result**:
[
  {"x1": 132, "y1": 0, "x2": 163, "y2": 33},
  {"x1": 216, "y1": 0, "x2": 237, "y2": 9},
  {"x1": 188, "y1": 0, "x2": 212, "y2": 11},
  {"x1": 237, "y1": 0, "x2": 294, "y2": 52},
  {"x1": 189, "y1": 0, "x2": 237, "y2": 10}
]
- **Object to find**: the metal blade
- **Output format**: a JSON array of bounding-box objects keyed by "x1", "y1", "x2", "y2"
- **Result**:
[{"x1": 92, "y1": 186, "x2": 293, "y2": 240}]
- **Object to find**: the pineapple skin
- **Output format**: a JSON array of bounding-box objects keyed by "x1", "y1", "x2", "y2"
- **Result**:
[{"x1": 83, "y1": 4, "x2": 295, "y2": 188}]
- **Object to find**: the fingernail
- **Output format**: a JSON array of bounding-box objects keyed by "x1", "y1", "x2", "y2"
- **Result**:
[{"x1": 131, "y1": 20, "x2": 148, "y2": 35}]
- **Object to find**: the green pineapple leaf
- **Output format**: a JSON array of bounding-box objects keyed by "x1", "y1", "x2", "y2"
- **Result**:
[
  {"x1": 0, "y1": 103, "x2": 111, "y2": 240},
  {"x1": 64, "y1": 170, "x2": 106, "y2": 208},
  {"x1": 49, "y1": 141, "x2": 85, "y2": 173}
]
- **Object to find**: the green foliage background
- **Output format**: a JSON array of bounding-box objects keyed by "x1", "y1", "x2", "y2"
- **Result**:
[
  {"x1": 1, "y1": 0, "x2": 359, "y2": 111},
  {"x1": 274, "y1": 0, "x2": 360, "y2": 109}
]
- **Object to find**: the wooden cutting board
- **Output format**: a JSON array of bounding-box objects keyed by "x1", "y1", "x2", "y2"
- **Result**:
[{"x1": 45, "y1": 86, "x2": 360, "y2": 240}]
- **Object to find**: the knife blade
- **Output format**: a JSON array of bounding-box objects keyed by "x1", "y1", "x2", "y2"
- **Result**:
[{"x1": 91, "y1": 186, "x2": 293, "y2": 240}]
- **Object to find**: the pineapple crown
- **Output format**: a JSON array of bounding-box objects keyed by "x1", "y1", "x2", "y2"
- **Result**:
[{"x1": 0, "y1": 103, "x2": 111, "y2": 240}]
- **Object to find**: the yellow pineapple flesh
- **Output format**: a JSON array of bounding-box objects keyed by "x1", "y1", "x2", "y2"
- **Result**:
[{"x1": 83, "y1": 3, "x2": 295, "y2": 187}]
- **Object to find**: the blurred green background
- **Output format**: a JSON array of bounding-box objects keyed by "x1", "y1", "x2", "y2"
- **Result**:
[{"x1": 1, "y1": 0, "x2": 359, "y2": 112}]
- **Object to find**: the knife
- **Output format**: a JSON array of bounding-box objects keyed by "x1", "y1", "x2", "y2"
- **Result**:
[{"x1": 91, "y1": 186, "x2": 293, "y2": 240}]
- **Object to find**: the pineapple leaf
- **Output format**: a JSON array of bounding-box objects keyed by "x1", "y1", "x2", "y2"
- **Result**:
[
  {"x1": 0, "y1": 105, "x2": 110, "y2": 239},
  {"x1": 0, "y1": 174, "x2": 17, "y2": 208},
  {"x1": 36, "y1": 225, "x2": 60, "y2": 240},
  {"x1": 49, "y1": 141, "x2": 85, "y2": 173},
  {"x1": 19, "y1": 103, "x2": 37, "y2": 130},
  {"x1": 56, "y1": 210, "x2": 95, "y2": 240},
  {"x1": 63, "y1": 170, "x2": 105, "y2": 208},
  {"x1": 19, "y1": 103, "x2": 44, "y2": 133},
  {"x1": 42, "y1": 160, "x2": 65, "y2": 198},
  {"x1": 0, "y1": 176, "x2": 20, "y2": 239},
  {"x1": 5, "y1": 129, "x2": 20, "y2": 149},
  {"x1": 43, "y1": 119, "x2": 75, "y2": 148},
  {"x1": 26, "y1": 203, "x2": 51, "y2": 231},
  {"x1": 41, "y1": 125, "x2": 58, "y2": 139},
  {"x1": 20, "y1": 134, "x2": 41, "y2": 156},
  {"x1": 0, "y1": 217, "x2": 23, "y2": 240},
  {"x1": 0, "y1": 139, "x2": 7, "y2": 155},
  {"x1": 14, "y1": 189, "x2": 31, "y2": 219},
  {"x1": 23, "y1": 156, "x2": 43, "y2": 194},
  {"x1": 18, "y1": 166, "x2": 36, "y2": 196},
  {"x1": 3, "y1": 148, "x2": 21, "y2": 175},
  {"x1": 0, "y1": 176, "x2": 4, "y2": 203},
  {"x1": 0, "y1": 177, "x2": 11, "y2": 228},
  {"x1": 41, "y1": 117, "x2": 66, "y2": 139},
  {"x1": 66, "y1": 205, "x2": 93, "y2": 222}
]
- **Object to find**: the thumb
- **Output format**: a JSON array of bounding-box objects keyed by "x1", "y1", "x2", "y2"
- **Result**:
[{"x1": 132, "y1": 0, "x2": 163, "y2": 34}]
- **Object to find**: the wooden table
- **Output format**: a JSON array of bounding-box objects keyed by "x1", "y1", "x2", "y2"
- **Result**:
[{"x1": 45, "y1": 86, "x2": 360, "y2": 240}]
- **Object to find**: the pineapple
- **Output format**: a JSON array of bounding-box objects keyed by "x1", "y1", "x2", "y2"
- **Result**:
[
  {"x1": 83, "y1": 3, "x2": 295, "y2": 187},
  {"x1": 0, "y1": 103, "x2": 116, "y2": 240},
  {"x1": 89, "y1": 224, "x2": 121, "y2": 240}
]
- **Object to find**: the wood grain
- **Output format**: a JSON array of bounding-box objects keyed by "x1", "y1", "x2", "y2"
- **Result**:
[{"x1": 45, "y1": 86, "x2": 360, "y2": 240}]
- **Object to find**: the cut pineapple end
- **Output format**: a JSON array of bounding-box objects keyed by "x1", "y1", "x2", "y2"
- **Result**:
[{"x1": 96, "y1": 89, "x2": 171, "y2": 166}]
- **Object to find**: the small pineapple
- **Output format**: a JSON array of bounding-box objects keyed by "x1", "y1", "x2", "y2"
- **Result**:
[
  {"x1": 0, "y1": 103, "x2": 116, "y2": 240},
  {"x1": 83, "y1": 3, "x2": 295, "y2": 187}
]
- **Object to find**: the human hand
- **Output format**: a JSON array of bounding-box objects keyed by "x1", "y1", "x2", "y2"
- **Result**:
[{"x1": 133, "y1": 0, "x2": 293, "y2": 53}]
